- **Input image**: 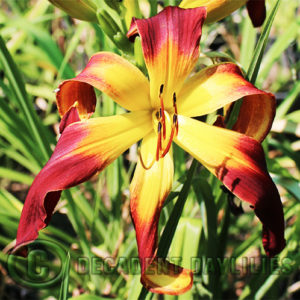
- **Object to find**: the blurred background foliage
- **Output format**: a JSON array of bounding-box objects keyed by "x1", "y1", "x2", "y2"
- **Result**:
[{"x1": 0, "y1": 0, "x2": 299, "y2": 299}]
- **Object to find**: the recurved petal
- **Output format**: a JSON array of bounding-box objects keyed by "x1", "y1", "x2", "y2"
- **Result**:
[
  {"x1": 232, "y1": 93, "x2": 275, "y2": 142},
  {"x1": 179, "y1": 0, "x2": 247, "y2": 24},
  {"x1": 127, "y1": 6, "x2": 206, "y2": 109},
  {"x1": 57, "y1": 52, "x2": 151, "y2": 118},
  {"x1": 13, "y1": 111, "x2": 152, "y2": 254},
  {"x1": 246, "y1": 0, "x2": 266, "y2": 27},
  {"x1": 142, "y1": 259, "x2": 193, "y2": 295},
  {"x1": 59, "y1": 104, "x2": 81, "y2": 133},
  {"x1": 130, "y1": 132, "x2": 192, "y2": 294},
  {"x1": 174, "y1": 115, "x2": 285, "y2": 257},
  {"x1": 177, "y1": 63, "x2": 275, "y2": 142},
  {"x1": 57, "y1": 78, "x2": 96, "y2": 120}
]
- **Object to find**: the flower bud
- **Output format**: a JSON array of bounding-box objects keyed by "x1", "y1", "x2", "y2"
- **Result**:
[
  {"x1": 97, "y1": 9, "x2": 121, "y2": 39},
  {"x1": 180, "y1": 0, "x2": 247, "y2": 24},
  {"x1": 96, "y1": 9, "x2": 132, "y2": 53},
  {"x1": 123, "y1": 0, "x2": 142, "y2": 28},
  {"x1": 49, "y1": 0, "x2": 98, "y2": 22}
]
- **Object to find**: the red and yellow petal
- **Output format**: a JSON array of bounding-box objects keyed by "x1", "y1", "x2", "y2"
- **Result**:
[
  {"x1": 130, "y1": 132, "x2": 193, "y2": 294},
  {"x1": 232, "y1": 93, "x2": 275, "y2": 142},
  {"x1": 59, "y1": 104, "x2": 81, "y2": 133},
  {"x1": 177, "y1": 63, "x2": 275, "y2": 142},
  {"x1": 13, "y1": 111, "x2": 152, "y2": 255},
  {"x1": 127, "y1": 6, "x2": 206, "y2": 109},
  {"x1": 142, "y1": 259, "x2": 193, "y2": 295},
  {"x1": 246, "y1": 0, "x2": 266, "y2": 27},
  {"x1": 179, "y1": 0, "x2": 247, "y2": 24},
  {"x1": 57, "y1": 52, "x2": 151, "y2": 118},
  {"x1": 174, "y1": 115, "x2": 285, "y2": 257}
]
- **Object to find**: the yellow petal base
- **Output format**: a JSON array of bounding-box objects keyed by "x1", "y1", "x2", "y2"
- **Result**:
[{"x1": 142, "y1": 259, "x2": 193, "y2": 295}]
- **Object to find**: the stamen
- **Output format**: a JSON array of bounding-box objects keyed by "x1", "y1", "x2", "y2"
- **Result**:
[
  {"x1": 173, "y1": 114, "x2": 177, "y2": 124},
  {"x1": 155, "y1": 89, "x2": 180, "y2": 160},
  {"x1": 159, "y1": 85, "x2": 166, "y2": 139},
  {"x1": 161, "y1": 124, "x2": 176, "y2": 157},
  {"x1": 174, "y1": 113, "x2": 179, "y2": 135},
  {"x1": 160, "y1": 114, "x2": 178, "y2": 158},
  {"x1": 158, "y1": 121, "x2": 162, "y2": 135},
  {"x1": 173, "y1": 93, "x2": 179, "y2": 135},
  {"x1": 156, "y1": 122, "x2": 162, "y2": 161},
  {"x1": 173, "y1": 93, "x2": 178, "y2": 115},
  {"x1": 138, "y1": 148, "x2": 155, "y2": 170}
]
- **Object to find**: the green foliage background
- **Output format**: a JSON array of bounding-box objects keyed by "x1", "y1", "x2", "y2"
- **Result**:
[{"x1": 0, "y1": 0, "x2": 299, "y2": 299}]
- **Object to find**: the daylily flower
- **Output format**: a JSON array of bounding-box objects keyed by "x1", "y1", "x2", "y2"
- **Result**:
[
  {"x1": 180, "y1": 0, "x2": 266, "y2": 27},
  {"x1": 13, "y1": 6, "x2": 285, "y2": 295}
]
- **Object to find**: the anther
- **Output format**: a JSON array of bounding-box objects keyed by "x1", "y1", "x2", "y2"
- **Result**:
[
  {"x1": 160, "y1": 84, "x2": 164, "y2": 95},
  {"x1": 158, "y1": 121, "x2": 162, "y2": 133},
  {"x1": 159, "y1": 88, "x2": 166, "y2": 139},
  {"x1": 173, "y1": 114, "x2": 177, "y2": 124},
  {"x1": 156, "y1": 122, "x2": 162, "y2": 161},
  {"x1": 173, "y1": 92, "x2": 178, "y2": 115}
]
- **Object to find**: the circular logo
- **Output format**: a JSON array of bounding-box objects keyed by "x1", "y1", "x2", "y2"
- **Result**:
[{"x1": 7, "y1": 239, "x2": 67, "y2": 288}]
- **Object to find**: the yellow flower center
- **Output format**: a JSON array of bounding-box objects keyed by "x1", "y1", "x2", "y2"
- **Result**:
[
  {"x1": 152, "y1": 84, "x2": 179, "y2": 161},
  {"x1": 138, "y1": 85, "x2": 179, "y2": 170}
]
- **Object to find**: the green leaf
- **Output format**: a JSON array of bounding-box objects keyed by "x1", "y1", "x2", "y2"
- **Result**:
[
  {"x1": 0, "y1": 167, "x2": 33, "y2": 184},
  {"x1": 0, "y1": 35, "x2": 52, "y2": 162},
  {"x1": 14, "y1": 21, "x2": 75, "y2": 79},
  {"x1": 272, "y1": 175, "x2": 300, "y2": 201},
  {"x1": 157, "y1": 160, "x2": 198, "y2": 258},
  {"x1": 59, "y1": 252, "x2": 71, "y2": 300},
  {"x1": 240, "y1": 16, "x2": 256, "y2": 70},
  {"x1": 168, "y1": 218, "x2": 202, "y2": 300},
  {"x1": 276, "y1": 81, "x2": 300, "y2": 120},
  {"x1": 259, "y1": 18, "x2": 300, "y2": 82},
  {"x1": 247, "y1": 0, "x2": 281, "y2": 84}
]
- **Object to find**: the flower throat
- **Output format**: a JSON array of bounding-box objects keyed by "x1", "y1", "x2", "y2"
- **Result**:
[{"x1": 155, "y1": 84, "x2": 179, "y2": 161}]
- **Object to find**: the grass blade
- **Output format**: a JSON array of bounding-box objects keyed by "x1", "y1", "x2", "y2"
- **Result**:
[
  {"x1": 240, "y1": 16, "x2": 257, "y2": 70},
  {"x1": 59, "y1": 252, "x2": 71, "y2": 300},
  {"x1": 0, "y1": 35, "x2": 52, "y2": 161},
  {"x1": 276, "y1": 80, "x2": 300, "y2": 120},
  {"x1": 226, "y1": 0, "x2": 281, "y2": 127},
  {"x1": 247, "y1": 0, "x2": 281, "y2": 84},
  {"x1": 259, "y1": 18, "x2": 299, "y2": 82}
]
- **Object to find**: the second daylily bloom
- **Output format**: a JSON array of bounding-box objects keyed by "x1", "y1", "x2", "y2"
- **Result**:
[
  {"x1": 13, "y1": 6, "x2": 285, "y2": 295},
  {"x1": 180, "y1": 0, "x2": 266, "y2": 27}
]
